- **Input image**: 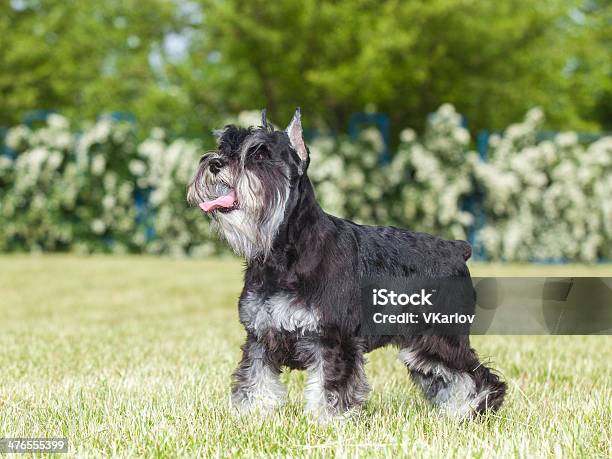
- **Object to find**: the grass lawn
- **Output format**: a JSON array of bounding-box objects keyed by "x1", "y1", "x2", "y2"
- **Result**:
[{"x1": 0, "y1": 255, "x2": 610, "y2": 457}]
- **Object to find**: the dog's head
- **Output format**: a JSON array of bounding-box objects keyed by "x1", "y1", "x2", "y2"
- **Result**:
[{"x1": 187, "y1": 108, "x2": 309, "y2": 260}]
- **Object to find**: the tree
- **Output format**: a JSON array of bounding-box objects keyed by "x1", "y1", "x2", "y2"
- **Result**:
[
  {"x1": 1, "y1": 0, "x2": 609, "y2": 137},
  {"x1": 0, "y1": 0, "x2": 182, "y2": 129},
  {"x1": 186, "y1": 0, "x2": 609, "y2": 134}
]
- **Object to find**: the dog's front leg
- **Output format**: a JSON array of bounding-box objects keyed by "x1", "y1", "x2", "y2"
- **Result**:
[
  {"x1": 231, "y1": 334, "x2": 286, "y2": 415},
  {"x1": 300, "y1": 334, "x2": 371, "y2": 422}
]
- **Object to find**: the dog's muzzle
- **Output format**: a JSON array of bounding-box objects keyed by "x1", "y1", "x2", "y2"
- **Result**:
[{"x1": 189, "y1": 161, "x2": 239, "y2": 214}]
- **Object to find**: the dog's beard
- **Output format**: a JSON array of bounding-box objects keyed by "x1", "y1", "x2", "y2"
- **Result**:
[{"x1": 189, "y1": 165, "x2": 289, "y2": 260}]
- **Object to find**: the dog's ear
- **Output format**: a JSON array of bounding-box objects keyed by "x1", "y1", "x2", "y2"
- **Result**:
[
  {"x1": 286, "y1": 107, "x2": 308, "y2": 164},
  {"x1": 261, "y1": 108, "x2": 268, "y2": 129}
]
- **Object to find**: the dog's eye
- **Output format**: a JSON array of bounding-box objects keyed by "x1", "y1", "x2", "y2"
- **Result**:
[{"x1": 251, "y1": 147, "x2": 267, "y2": 161}]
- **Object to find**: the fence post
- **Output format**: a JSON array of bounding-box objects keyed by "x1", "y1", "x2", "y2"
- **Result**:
[
  {"x1": 0, "y1": 127, "x2": 13, "y2": 158},
  {"x1": 468, "y1": 131, "x2": 491, "y2": 261},
  {"x1": 97, "y1": 112, "x2": 137, "y2": 124},
  {"x1": 477, "y1": 130, "x2": 489, "y2": 160}
]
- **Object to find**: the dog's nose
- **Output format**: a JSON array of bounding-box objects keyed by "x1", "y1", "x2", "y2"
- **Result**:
[{"x1": 209, "y1": 158, "x2": 224, "y2": 175}]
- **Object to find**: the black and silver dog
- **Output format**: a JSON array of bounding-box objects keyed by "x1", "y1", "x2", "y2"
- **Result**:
[{"x1": 187, "y1": 109, "x2": 506, "y2": 420}]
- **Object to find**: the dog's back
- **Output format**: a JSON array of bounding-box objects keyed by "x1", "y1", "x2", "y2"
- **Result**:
[{"x1": 328, "y1": 215, "x2": 472, "y2": 278}]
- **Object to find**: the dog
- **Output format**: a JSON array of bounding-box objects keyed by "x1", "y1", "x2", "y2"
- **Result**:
[{"x1": 187, "y1": 108, "x2": 506, "y2": 421}]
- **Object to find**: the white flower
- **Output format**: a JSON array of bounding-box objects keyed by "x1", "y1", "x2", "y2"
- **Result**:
[
  {"x1": 555, "y1": 132, "x2": 578, "y2": 148},
  {"x1": 129, "y1": 160, "x2": 146, "y2": 176},
  {"x1": 438, "y1": 103, "x2": 455, "y2": 118},
  {"x1": 400, "y1": 129, "x2": 416, "y2": 143},
  {"x1": 488, "y1": 133, "x2": 501, "y2": 148},
  {"x1": 91, "y1": 219, "x2": 106, "y2": 234},
  {"x1": 54, "y1": 132, "x2": 73, "y2": 150},
  {"x1": 525, "y1": 107, "x2": 544, "y2": 125},
  {"x1": 505, "y1": 124, "x2": 528, "y2": 140},
  {"x1": 5, "y1": 125, "x2": 31, "y2": 150},
  {"x1": 47, "y1": 151, "x2": 63, "y2": 170},
  {"x1": 47, "y1": 114, "x2": 70, "y2": 130},
  {"x1": 102, "y1": 195, "x2": 116, "y2": 210},
  {"x1": 92, "y1": 119, "x2": 112, "y2": 140},
  {"x1": 150, "y1": 127, "x2": 165, "y2": 140},
  {"x1": 453, "y1": 127, "x2": 470, "y2": 145},
  {"x1": 91, "y1": 154, "x2": 106, "y2": 175},
  {"x1": 361, "y1": 128, "x2": 384, "y2": 152}
]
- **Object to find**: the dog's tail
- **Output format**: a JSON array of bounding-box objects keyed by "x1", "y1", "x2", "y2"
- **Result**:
[{"x1": 453, "y1": 240, "x2": 472, "y2": 261}]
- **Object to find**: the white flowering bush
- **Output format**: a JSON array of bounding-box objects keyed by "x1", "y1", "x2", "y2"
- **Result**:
[
  {"x1": 473, "y1": 108, "x2": 612, "y2": 262},
  {"x1": 0, "y1": 115, "x2": 77, "y2": 251},
  {"x1": 72, "y1": 117, "x2": 146, "y2": 253},
  {"x1": 0, "y1": 115, "x2": 223, "y2": 255},
  {"x1": 1, "y1": 107, "x2": 609, "y2": 261},
  {"x1": 390, "y1": 105, "x2": 474, "y2": 240},
  {"x1": 0, "y1": 116, "x2": 149, "y2": 253},
  {"x1": 309, "y1": 127, "x2": 388, "y2": 222},
  {"x1": 135, "y1": 129, "x2": 220, "y2": 257},
  {"x1": 309, "y1": 104, "x2": 473, "y2": 240}
]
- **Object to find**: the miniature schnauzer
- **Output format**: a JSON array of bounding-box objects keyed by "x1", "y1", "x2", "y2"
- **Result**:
[{"x1": 187, "y1": 109, "x2": 506, "y2": 421}]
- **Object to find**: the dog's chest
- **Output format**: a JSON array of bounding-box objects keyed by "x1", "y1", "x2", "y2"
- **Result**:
[{"x1": 239, "y1": 292, "x2": 319, "y2": 337}]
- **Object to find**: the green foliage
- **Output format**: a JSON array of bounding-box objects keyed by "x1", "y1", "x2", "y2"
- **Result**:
[
  {"x1": 0, "y1": 0, "x2": 184, "y2": 130},
  {"x1": 194, "y1": 0, "x2": 610, "y2": 133},
  {"x1": 1, "y1": 0, "x2": 610, "y2": 135}
]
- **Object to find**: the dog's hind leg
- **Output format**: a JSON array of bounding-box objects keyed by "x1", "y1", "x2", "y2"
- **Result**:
[
  {"x1": 398, "y1": 336, "x2": 506, "y2": 419},
  {"x1": 231, "y1": 334, "x2": 286, "y2": 415},
  {"x1": 297, "y1": 333, "x2": 371, "y2": 421}
]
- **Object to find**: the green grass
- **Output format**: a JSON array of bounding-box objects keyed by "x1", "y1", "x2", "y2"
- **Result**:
[{"x1": 0, "y1": 255, "x2": 610, "y2": 457}]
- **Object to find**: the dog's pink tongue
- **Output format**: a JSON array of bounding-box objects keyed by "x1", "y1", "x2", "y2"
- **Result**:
[{"x1": 199, "y1": 189, "x2": 236, "y2": 212}]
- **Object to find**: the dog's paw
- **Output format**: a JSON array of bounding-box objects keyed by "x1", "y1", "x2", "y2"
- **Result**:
[
  {"x1": 231, "y1": 390, "x2": 285, "y2": 417},
  {"x1": 306, "y1": 406, "x2": 362, "y2": 425},
  {"x1": 304, "y1": 394, "x2": 363, "y2": 425}
]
